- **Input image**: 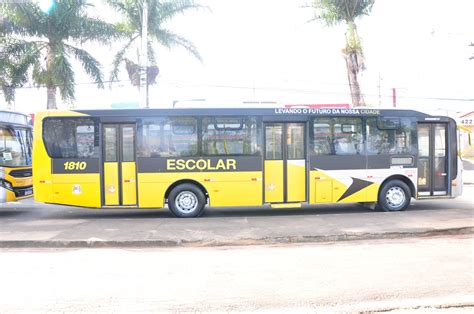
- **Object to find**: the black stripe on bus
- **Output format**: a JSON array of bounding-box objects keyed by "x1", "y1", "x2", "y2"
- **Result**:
[
  {"x1": 52, "y1": 158, "x2": 100, "y2": 174},
  {"x1": 137, "y1": 156, "x2": 262, "y2": 173}
]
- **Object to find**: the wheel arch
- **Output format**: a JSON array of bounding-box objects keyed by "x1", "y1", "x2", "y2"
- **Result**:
[
  {"x1": 165, "y1": 179, "x2": 209, "y2": 203},
  {"x1": 379, "y1": 175, "x2": 416, "y2": 199}
]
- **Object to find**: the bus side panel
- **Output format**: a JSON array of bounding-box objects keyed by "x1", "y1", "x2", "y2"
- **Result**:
[
  {"x1": 264, "y1": 160, "x2": 284, "y2": 203},
  {"x1": 121, "y1": 162, "x2": 137, "y2": 206},
  {"x1": 137, "y1": 176, "x2": 166, "y2": 208},
  {"x1": 51, "y1": 174, "x2": 101, "y2": 207},
  {"x1": 310, "y1": 169, "x2": 383, "y2": 204},
  {"x1": 33, "y1": 112, "x2": 53, "y2": 203},
  {"x1": 104, "y1": 162, "x2": 119, "y2": 206},
  {"x1": 138, "y1": 171, "x2": 263, "y2": 208},
  {"x1": 34, "y1": 110, "x2": 90, "y2": 204},
  {"x1": 205, "y1": 172, "x2": 262, "y2": 206},
  {"x1": 363, "y1": 184, "x2": 380, "y2": 202},
  {"x1": 286, "y1": 160, "x2": 306, "y2": 202},
  {"x1": 330, "y1": 174, "x2": 362, "y2": 203},
  {"x1": 311, "y1": 170, "x2": 332, "y2": 203}
]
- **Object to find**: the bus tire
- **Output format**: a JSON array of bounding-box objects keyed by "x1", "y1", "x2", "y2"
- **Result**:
[
  {"x1": 168, "y1": 184, "x2": 206, "y2": 218},
  {"x1": 378, "y1": 179, "x2": 411, "y2": 212}
]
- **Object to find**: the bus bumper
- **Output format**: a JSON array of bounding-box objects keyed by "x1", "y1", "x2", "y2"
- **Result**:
[{"x1": 0, "y1": 185, "x2": 33, "y2": 203}]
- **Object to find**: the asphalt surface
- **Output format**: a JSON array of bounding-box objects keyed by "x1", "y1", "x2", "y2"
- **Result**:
[
  {"x1": 0, "y1": 185, "x2": 472, "y2": 248},
  {"x1": 1, "y1": 237, "x2": 473, "y2": 312}
]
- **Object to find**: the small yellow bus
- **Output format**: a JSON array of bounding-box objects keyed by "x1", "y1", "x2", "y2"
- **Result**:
[{"x1": 33, "y1": 108, "x2": 462, "y2": 217}]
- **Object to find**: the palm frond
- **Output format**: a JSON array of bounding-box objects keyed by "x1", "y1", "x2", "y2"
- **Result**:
[
  {"x1": 0, "y1": 3, "x2": 48, "y2": 38},
  {"x1": 0, "y1": 38, "x2": 45, "y2": 102},
  {"x1": 65, "y1": 44, "x2": 104, "y2": 88},
  {"x1": 49, "y1": 45, "x2": 75, "y2": 102},
  {"x1": 310, "y1": 0, "x2": 375, "y2": 25},
  {"x1": 154, "y1": 29, "x2": 202, "y2": 62},
  {"x1": 152, "y1": 0, "x2": 207, "y2": 24},
  {"x1": 109, "y1": 35, "x2": 139, "y2": 83},
  {"x1": 107, "y1": 0, "x2": 204, "y2": 64},
  {"x1": 69, "y1": 17, "x2": 122, "y2": 44}
]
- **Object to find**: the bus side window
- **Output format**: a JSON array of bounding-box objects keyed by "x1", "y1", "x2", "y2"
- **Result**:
[
  {"x1": 366, "y1": 117, "x2": 417, "y2": 155},
  {"x1": 202, "y1": 117, "x2": 257, "y2": 156},
  {"x1": 313, "y1": 118, "x2": 332, "y2": 155},
  {"x1": 333, "y1": 117, "x2": 363, "y2": 155},
  {"x1": 43, "y1": 118, "x2": 99, "y2": 159}
]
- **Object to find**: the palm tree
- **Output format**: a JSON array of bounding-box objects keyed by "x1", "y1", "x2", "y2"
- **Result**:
[
  {"x1": 0, "y1": 1, "x2": 118, "y2": 109},
  {"x1": 310, "y1": 0, "x2": 375, "y2": 107},
  {"x1": 106, "y1": 0, "x2": 204, "y2": 85}
]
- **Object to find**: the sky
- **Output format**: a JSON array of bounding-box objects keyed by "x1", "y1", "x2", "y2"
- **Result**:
[{"x1": 2, "y1": 0, "x2": 474, "y2": 116}]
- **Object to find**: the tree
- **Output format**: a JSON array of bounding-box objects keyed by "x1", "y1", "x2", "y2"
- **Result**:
[
  {"x1": 310, "y1": 0, "x2": 375, "y2": 107},
  {"x1": 0, "y1": 0, "x2": 118, "y2": 109},
  {"x1": 107, "y1": 0, "x2": 204, "y2": 86}
]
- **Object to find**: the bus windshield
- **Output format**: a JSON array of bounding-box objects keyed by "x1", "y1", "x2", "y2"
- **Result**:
[{"x1": 0, "y1": 127, "x2": 32, "y2": 167}]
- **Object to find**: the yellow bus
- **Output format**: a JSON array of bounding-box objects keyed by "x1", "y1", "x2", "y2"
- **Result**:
[
  {"x1": 0, "y1": 111, "x2": 33, "y2": 202},
  {"x1": 33, "y1": 108, "x2": 462, "y2": 217}
]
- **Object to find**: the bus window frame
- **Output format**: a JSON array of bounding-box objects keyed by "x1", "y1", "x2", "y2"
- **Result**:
[{"x1": 42, "y1": 117, "x2": 99, "y2": 159}]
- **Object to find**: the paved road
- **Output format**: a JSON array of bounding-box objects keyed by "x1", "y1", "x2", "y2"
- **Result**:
[
  {"x1": 0, "y1": 236, "x2": 472, "y2": 312},
  {"x1": 0, "y1": 185, "x2": 472, "y2": 247}
]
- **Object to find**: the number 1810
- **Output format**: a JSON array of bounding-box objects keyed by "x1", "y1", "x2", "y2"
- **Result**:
[{"x1": 64, "y1": 161, "x2": 87, "y2": 171}]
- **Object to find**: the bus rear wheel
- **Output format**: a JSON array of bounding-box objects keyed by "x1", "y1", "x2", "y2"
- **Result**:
[
  {"x1": 378, "y1": 179, "x2": 411, "y2": 212},
  {"x1": 168, "y1": 184, "x2": 206, "y2": 218}
]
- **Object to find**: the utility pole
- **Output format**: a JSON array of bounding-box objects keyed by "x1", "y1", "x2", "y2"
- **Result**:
[
  {"x1": 377, "y1": 72, "x2": 382, "y2": 108},
  {"x1": 392, "y1": 88, "x2": 396, "y2": 107},
  {"x1": 140, "y1": 0, "x2": 149, "y2": 108}
]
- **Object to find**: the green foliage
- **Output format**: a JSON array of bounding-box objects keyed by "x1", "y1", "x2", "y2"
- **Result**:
[
  {"x1": 107, "y1": 0, "x2": 205, "y2": 83},
  {"x1": 309, "y1": 0, "x2": 374, "y2": 107},
  {"x1": 310, "y1": 0, "x2": 374, "y2": 54},
  {"x1": 310, "y1": 0, "x2": 375, "y2": 25},
  {"x1": 0, "y1": 0, "x2": 118, "y2": 107}
]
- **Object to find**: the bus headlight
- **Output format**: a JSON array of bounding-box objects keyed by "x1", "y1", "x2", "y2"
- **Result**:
[{"x1": 0, "y1": 179, "x2": 13, "y2": 191}]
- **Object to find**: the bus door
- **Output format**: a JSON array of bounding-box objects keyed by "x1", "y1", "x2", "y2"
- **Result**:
[
  {"x1": 417, "y1": 123, "x2": 449, "y2": 196},
  {"x1": 102, "y1": 124, "x2": 137, "y2": 206},
  {"x1": 264, "y1": 123, "x2": 306, "y2": 203}
]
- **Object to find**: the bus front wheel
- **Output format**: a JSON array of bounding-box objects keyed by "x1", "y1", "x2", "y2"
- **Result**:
[
  {"x1": 168, "y1": 184, "x2": 206, "y2": 218},
  {"x1": 378, "y1": 180, "x2": 411, "y2": 212}
]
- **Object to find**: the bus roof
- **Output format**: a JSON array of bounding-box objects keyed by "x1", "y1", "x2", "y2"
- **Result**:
[
  {"x1": 63, "y1": 107, "x2": 433, "y2": 119},
  {"x1": 0, "y1": 111, "x2": 30, "y2": 126}
]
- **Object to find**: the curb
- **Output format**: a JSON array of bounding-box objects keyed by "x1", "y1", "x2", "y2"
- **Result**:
[{"x1": 1, "y1": 227, "x2": 472, "y2": 249}]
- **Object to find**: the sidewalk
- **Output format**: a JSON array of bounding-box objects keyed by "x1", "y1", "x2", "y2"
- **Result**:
[{"x1": 0, "y1": 185, "x2": 472, "y2": 248}]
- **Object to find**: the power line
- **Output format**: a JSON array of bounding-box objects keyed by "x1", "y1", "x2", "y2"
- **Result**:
[{"x1": 4, "y1": 79, "x2": 474, "y2": 103}]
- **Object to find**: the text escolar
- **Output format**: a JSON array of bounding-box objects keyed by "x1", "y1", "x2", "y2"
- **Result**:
[{"x1": 167, "y1": 159, "x2": 237, "y2": 171}]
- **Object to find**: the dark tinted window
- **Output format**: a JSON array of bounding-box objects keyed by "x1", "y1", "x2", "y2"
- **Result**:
[
  {"x1": 377, "y1": 117, "x2": 400, "y2": 129},
  {"x1": 104, "y1": 126, "x2": 117, "y2": 162},
  {"x1": 121, "y1": 126, "x2": 135, "y2": 162},
  {"x1": 366, "y1": 117, "x2": 417, "y2": 155},
  {"x1": 313, "y1": 117, "x2": 364, "y2": 155},
  {"x1": 137, "y1": 117, "x2": 198, "y2": 157},
  {"x1": 202, "y1": 117, "x2": 258, "y2": 156},
  {"x1": 265, "y1": 124, "x2": 283, "y2": 160},
  {"x1": 43, "y1": 118, "x2": 99, "y2": 158}
]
